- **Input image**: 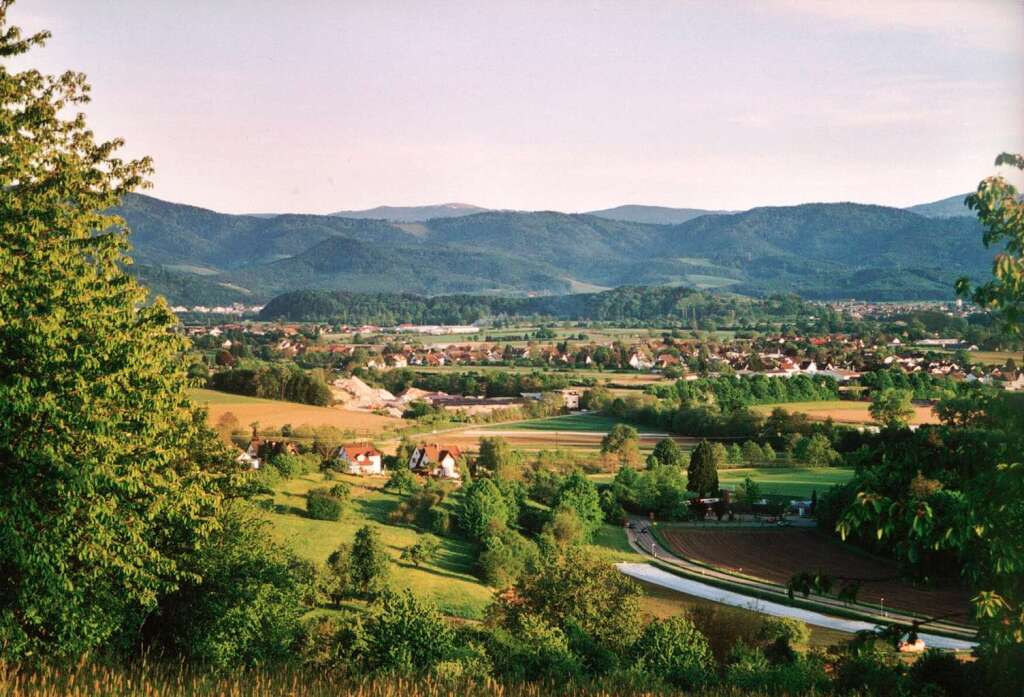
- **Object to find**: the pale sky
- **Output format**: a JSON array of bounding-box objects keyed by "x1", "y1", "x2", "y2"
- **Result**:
[{"x1": 8, "y1": 0, "x2": 1024, "y2": 214}]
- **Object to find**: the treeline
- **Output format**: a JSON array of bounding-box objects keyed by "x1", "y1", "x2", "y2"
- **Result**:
[
  {"x1": 860, "y1": 368, "x2": 958, "y2": 400},
  {"x1": 371, "y1": 368, "x2": 586, "y2": 398},
  {"x1": 208, "y1": 363, "x2": 332, "y2": 405},
  {"x1": 648, "y1": 374, "x2": 840, "y2": 411},
  {"x1": 258, "y1": 285, "x2": 814, "y2": 326}
]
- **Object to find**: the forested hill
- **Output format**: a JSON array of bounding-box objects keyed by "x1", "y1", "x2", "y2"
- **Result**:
[
  {"x1": 257, "y1": 285, "x2": 811, "y2": 325},
  {"x1": 113, "y1": 193, "x2": 991, "y2": 305}
]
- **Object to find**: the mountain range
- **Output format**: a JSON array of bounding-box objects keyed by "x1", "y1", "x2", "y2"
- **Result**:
[{"x1": 114, "y1": 193, "x2": 991, "y2": 306}]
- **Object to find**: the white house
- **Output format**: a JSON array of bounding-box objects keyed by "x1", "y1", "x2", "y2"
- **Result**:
[
  {"x1": 628, "y1": 352, "x2": 654, "y2": 370},
  {"x1": 409, "y1": 443, "x2": 463, "y2": 480},
  {"x1": 236, "y1": 448, "x2": 260, "y2": 470},
  {"x1": 337, "y1": 444, "x2": 384, "y2": 475}
]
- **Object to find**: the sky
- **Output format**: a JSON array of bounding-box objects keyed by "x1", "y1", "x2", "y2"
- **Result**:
[{"x1": 7, "y1": 0, "x2": 1024, "y2": 214}]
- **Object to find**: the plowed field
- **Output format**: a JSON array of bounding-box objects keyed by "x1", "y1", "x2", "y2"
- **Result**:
[{"x1": 661, "y1": 528, "x2": 970, "y2": 621}]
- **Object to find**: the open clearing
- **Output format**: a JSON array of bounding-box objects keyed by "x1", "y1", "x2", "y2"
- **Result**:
[
  {"x1": 750, "y1": 400, "x2": 938, "y2": 426},
  {"x1": 659, "y1": 528, "x2": 970, "y2": 621},
  {"x1": 190, "y1": 388, "x2": 405, "y2": 436}
]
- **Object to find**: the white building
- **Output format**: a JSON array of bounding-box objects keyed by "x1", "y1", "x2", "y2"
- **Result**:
[
  {"x1": 337, "y1": 444, "x2": 384, "y2": 475},
  {"x1": 409, "y1": 444, "x2": 463, "y2": 480}
]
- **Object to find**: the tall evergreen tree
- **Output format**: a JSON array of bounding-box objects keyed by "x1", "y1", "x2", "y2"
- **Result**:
[
  {"x1": 0, "y1": 4, "x2": 227, "y2": 658},
  {"x1": 686, "y1": 440, "x2": 720, "y2": 497}
]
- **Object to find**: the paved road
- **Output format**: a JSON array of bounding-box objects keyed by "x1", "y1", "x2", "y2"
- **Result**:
[
  {"x1": 623, "y1": 518, "x2": 975, "y2": 644},
  {"x1": 617, "y1": 563, "x2": 976, "y2": 652}
]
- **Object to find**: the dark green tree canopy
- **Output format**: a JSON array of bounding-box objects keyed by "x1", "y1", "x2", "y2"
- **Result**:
[{"x1": 687, "y1": 440, "x2": 720, "y2": 497}]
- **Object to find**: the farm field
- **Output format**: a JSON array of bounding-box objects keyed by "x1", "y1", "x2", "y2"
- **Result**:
[
  {"x1": 589, "y1": 467, "x2": 853, "y2": 499},
  {"x1": 409, "y1": 364, "x2": 669, "y2": 387},
  {"x1": 190, "y1": 388, "x2": 405, "y2": 436},
  {"x1": 750, "y1": 400, "x2": 938, "y2": 426},
  {"x1": 660, "y1": 528, "x2": 971, "y2": 621},
  {"x1": 499, "y1": 413, "x2": 630, "y2": 432}
]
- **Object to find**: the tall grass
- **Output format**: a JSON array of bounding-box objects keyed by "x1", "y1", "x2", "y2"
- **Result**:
[{"x1": 0, "y1": 662, "x2": 795, "y2": 697}]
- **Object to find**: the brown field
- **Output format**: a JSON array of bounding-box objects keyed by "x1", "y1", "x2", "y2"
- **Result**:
[
  {"x1": 751, "y1": 400, "x2": 938, "y2": 426},
  {"x1": 191, "y1": 389, "x2": 405, "y2": 436},
  {"x1": 661, "y1": 528, "x2": 971, "y2": 621}
]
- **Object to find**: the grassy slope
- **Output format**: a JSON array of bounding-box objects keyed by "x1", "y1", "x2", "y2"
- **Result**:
[
  {"x1": 499, "y1": 413, "x2": 632, "y2": 432},
  {"x1": 267, "y1": 472, "x2": 491, "y2": 619}
]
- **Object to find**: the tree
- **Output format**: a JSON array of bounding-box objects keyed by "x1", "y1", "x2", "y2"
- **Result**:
[
  {"x1": 687, "y1": 440, "x2": 721, "y2": 497},
  {"x1": 550, "y1": 471, "x2": 604, "y2": 539},
  {"x1": 0, "y1": 6, "x2": 227, "y2": 659},
  {"x1": 648, "y1": 438, "x2": 685, "y2": 469},
  {"x1": 741, "y1": 441, "x2": 764, "y2": 465},
  {"x1": 630, "y1": 615, "x2": 715, "y2": 689},
  {"x1": 497, "y1": 546, "x2": 643, "y2": 654},
  {"x1": 600, "y1": 423, "x2": 639, "y2": 457},
  {"x1": 349, "y1": 525, "x2": 390, "y2": 597},
  {"x1": 761, "y1": 442, "x2": 777, "y2": 463},
  {"x1": 401, "y1": 534, "x2": 441, "y2": 567},
  {"x1": 306, "y1": 488, "x2": 345, "y2": 521},
  {"x1": 477, "y1": 436, "x2": 524, "y2": 480},
  {"x1": 738, "y1": 476, "x2": 762, "y2": 510},
  {"x1": 457, "y1": 478, "x2": 513, "y2": 542},
  {"x1": 956, "y1": 152, "x2": 1024, "y2": 346},
  {"x1": 869, "y1": 388, "x2": 915, "y2": 428},
  {"x1": 793, "y1": 434, "x2": 840, "y2": 466},
  {"x1": 325, "y1": 543, "x2": 353, "y2": 603}
]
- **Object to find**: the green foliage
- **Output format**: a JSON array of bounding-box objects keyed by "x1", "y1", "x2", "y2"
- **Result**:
[
  {"x1": 384, "y1": 466, "x2": 419, "y2": 494},
  {"x1": 358, "y1": 589, "x2": 458, "y2": 676},
  {"x1": 0, "y1": 10, "x2": 229, "y2": 660},
  {"x1": 306, "y1": 488, "x2": 345, "y2": 521},
  {"x1": 737, "y1": 476, "x2": 762, "y2": 509},
  {"x1": 648, "y1": 438, "x2": 685, "y2": 469},
  {"x1": 869, "y1": 388, "x2": 916, "y2": 428},
  {"x1": 793, "y1": 434, "x2": 840, "y2": 466},
  {"x1": 401, "y1": 534, "x2": 442, "y2": 567},
  {"x1": 630, "y1": 615, "x2": 715, "y2": 690},
  {"x1": 457, "y1": 478, "x2": 515, "y2": 542},
  {"x1": 141, "y1": 506, "x2": 310, "y2": 669},
  {"x1": 324, "y1": 543, "x2": 352, "y2": 604},
  {"x1": 478, "y1": 527, "x2": 539, "y2": 587},
  {"x1": 741, "y1": 440, "x2": 764, "y2": 464},
  {"x1": 349, "y1": 525, "x2": 391, "y2": 598},
  {"x1": 687, "y1": 440, "x2": 721, "y2": 496},
  {"x1": 208, "y1": 363, "x2": 332, "y2": 406},
  {"x1": 957, "y1": 152, "x2": 1024, "y2": 340},
  {"x1": 497, "y1": 547, "x2": 643, "y2": 655},
  {"x1": 600, "y1": 424, "x2": 639, "y2": 455},
  {"x1": 477, "y1": 437, "x2": 524, "y2": 480},
  {"x1": 550, "y1": 472, "x2": 604, "y2": 539}
]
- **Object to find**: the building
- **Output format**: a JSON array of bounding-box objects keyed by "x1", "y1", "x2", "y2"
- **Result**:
[
  {"x1": 409, "y1": 443, "x2": 463, "y2": 480},
  {"x1": 337, "y1": 444, "x2": 384, "y2": 475}
]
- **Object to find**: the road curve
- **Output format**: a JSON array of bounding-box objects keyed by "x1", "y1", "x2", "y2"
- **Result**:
[{"x1": 617, "y1": 563, "x2": 976, "y2": 652}]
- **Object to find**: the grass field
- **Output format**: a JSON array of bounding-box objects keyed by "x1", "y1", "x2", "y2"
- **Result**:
[
  {"x1": 190, "y1": 388, "x2": 405, "y2": 436},
  {"x1": 589, "y1": 467, "x2": 853, "y2": 499},
  {"x1": 266, "y1": 472, "x2": 492, "y2": 619},
  {"x1": 750, "y1": 400, "x2": 938, "y2": 426}
]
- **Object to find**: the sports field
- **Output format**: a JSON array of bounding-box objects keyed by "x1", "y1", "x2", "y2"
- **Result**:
[
  {"x1": 750, "y1": 400, "x2": 938, "y2": 426},
  {"x1": 189, "y1": 388, "x2": 405, "y2": 436},
  {"x1": 660, "y1": 528, "x2": 971, "y2": 621}
]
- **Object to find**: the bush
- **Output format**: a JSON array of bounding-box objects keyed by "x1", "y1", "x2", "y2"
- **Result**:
[
  {"x1": 907, "y1": 649, "x2": 971, "y2": 697},
  {"x1": 430, "y1": 508, "x2": 453, "y2": 536},
  {"x1": 329, "y1": 482, "x2": 351, "y2": 500},
  {"x1": 630, "y1": 615, "x2": 715, "y2": 690},
  {"x1": 385, "y1": 466, "x2": 419, "y2": 494},
  {"x1": 307, "y1": 488, "x2": 345, "y2": 521}
]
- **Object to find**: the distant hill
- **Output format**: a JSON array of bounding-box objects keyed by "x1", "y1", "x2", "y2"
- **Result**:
[
  {"x1": 329, "y1": 203, "x2": 490, "y2": 222},
  {"x1": 904, "y1": 194, "x2": 972, "y2": 218},
  {"x1": 585, "y1": 204, "x2": 728, "y2": 225},
  {"x1": 111, "y1": 193, "x2": 992, "y2": 305}
]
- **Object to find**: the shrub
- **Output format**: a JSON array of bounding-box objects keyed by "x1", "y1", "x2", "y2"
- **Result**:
[
  {"x1": 306, "y1": 488, "x2": 344, "y2": 521},
  {"x1": 907, "y1": 649, "x2": 971, "y2": 697},
  {"x1": 329, "y1": 482, "x2": 351, "y2": 500},
  {"x1": 630, "y1": 615, "x2": 715, "y2": 690},
  {"x1": 430, "y1": 508, "x2": 453, "y2": 536},
  {"x1": 385, "y1": 466, "x2": 419, "y2": 494},
  {"x1": 401, "y1": 534, "x2": 442, "y2": 567}
]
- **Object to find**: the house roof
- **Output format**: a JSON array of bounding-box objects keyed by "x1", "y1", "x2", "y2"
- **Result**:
[
  {"x1": 340, "y1": 444, "x2": 381, "y2": 459},
  {"x1": 416, "y1": 443, "x2": 462, "y2": 462}
]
